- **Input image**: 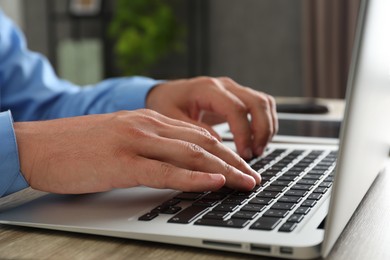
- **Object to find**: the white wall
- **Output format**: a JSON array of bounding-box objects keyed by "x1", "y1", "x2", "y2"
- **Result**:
[{"x1": 0, "y1": 0, "x2": 24, "y2": 29}]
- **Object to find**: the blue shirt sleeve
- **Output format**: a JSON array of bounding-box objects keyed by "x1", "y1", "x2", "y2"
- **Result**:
[
  {"x1": 0, "y1": 111, "x2": 29, "y2": 197},
  {"x1": 0, "y1": 10, "x2": 162, "y2": 197}
]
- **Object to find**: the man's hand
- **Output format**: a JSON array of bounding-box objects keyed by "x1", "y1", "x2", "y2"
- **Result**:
[
  {"x1": 146, "y1": 77, "x2": 278, "y2": 159},
  {"x1": 14, "y1": 110, "x2": 260, "y2": 194}
]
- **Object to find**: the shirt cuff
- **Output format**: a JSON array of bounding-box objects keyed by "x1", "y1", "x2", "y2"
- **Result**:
[
  {"x1": 0, "y1": 111, "x2": 29, "y2": 197},
  {"x1": 111, "y1": 76, "x2": 165, "y2": 111}
]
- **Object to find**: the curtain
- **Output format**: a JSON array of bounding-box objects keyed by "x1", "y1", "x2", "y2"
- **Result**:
[{"x1": 302, "y1": 0, "x2": 361, "y2": 98}]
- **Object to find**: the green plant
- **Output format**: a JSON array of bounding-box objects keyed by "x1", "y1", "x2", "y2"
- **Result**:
[{"x1": 109, "y1": 0, "x2": 185, "y2": 76}]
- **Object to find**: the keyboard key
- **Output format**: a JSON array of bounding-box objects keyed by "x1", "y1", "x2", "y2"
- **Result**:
[
  {"x1": 223, "y1": 196, "x2": 247, "y2": 205},
  {"x1": 203, "y1": 211, "x2": 229, "y2": 220},
  {"x1": 268, "y1": 165, "x2": 284, "y2": 171},
  {"x1": 324, "y1": 176, "x2": 334, "y2": 182},
  {"x1": 139, "y1": 212, "x2": 159, "y2": 221},
  {"x1": 278, "y1": 196, "x2": 302, "y2": 204},
  {"x1": 289, "y1": 166, "x2": 306, "y2": 172},
  {"x1": 302, "y1": 174, "x2": 322, "y2": 180},
  {"x1": 313, "y1": 187, "x2": 328, "y2": 194},
  {"x1": 202, "y1": 192, "x2": 229, "y2": 200},
  {"x1": 175, "y1": 192, "x2": 204, "y2": 200},
  {"x1": 264, "y1": 186, "x2": 286, "y2": 192},
  {"x1": 272, "y1": 180, "x2": 293, "y2": 187},
  {"x1": 151, "y1": 204, "x2": 170, "y2": 213},
  {"x1": 314, "y1": 165, "x2": 330, "y2": 171},
  {"x1": 168, "y1": 205, "x2": 208, "y2": 224},
  {"x1": 231, "y1": 211, "x2": 258, "y2": 220},
  {"x1": 263, "y1": 209, "x2": 289, "y2": 218},
  {"x1": 195, "y1": 218, "x2": 249, "y2": 228},
  {"x1": 308, "y1": 193, "x2": 323, "y2": 200},
  {"x1": 291, "y1": 184, "x2": 313, "y2": 191},
  {"x1": 277, "y1": 175, "x2": 298, "y2": 182},
  {"x1": 271, "y1": 202, "x2": 296, "y2": 211},
  {"x1": 250, "y1": 217, "x2": 282, "y2": 230},
  {"x1": 193, "y1": 199, "x2": 219, "y2": 207},
  {"x1": 249, "y1": 197, "x2": 273, "y2": 205},
  {"x1": 260, "y1": 176, "x2": 273, "y2": 183},
  {"x1": 279, "y1": 222, "x2": 298, "y2": 232},
  {"x1": 151, "y1": 199, "x2": 181, "y2": 213},
  {"x1": 308, "y1": 169, "x2": 325, "y2": 175},
  {"x1": 294, "y1": 207, "x2": 311, "y2": 215},
  {"x1": 285, "y1": 190, "x2": 308, "y2": 197},
  {"x1": 297, "y1": 179, "x2": 318, "y2": 186},
  {"x1": 162, "y1": 206, "x2": 182, "y2": 214},
  {"x1": 283, "y1": 170, "x2": 302, "y2": 177},
  {"x1": 162, "y1": 199, "x2": 181, "y2": 207},
  {"x1": 250, "y1": 185, "x2": 263, "y2": 192},
  {"x1": 301, "y1": 199, "x2": 317, "y2": 207},
  {"x1": 319, "y1": 181, "x2": 333, "y2": 188},
  {"x1": 233, "y1": 191, "x2": 255, "y2": 197},
  {"x1": 241, "y1": 204, "x2": 267, "y2": 212},
  {"x1": 213, "y1": 204, "x2": 239, "y2": 212},
  {"x1": 287, "y1": 214, "x2": 304, "y2": 223},
  {"x1": 257, "y1": 191, "x2": 281, "y2": 199}
]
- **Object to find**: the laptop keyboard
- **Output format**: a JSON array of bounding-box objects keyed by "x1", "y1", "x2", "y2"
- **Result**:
[{"x1": 138, "y1": 148, "x2": 337, "y2": 233}]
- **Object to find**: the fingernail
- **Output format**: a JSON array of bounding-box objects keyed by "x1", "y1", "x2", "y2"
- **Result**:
[
  {"x1": 250, "y1": 169, "x2": 261, "y2": 184},
  {"x1": 244, "y1": 148, "x2": 253, "y2": 159},
  {"x1": 210, "y1": 174, "x2": 226, "y2": 184},
  {"x1": 243, "y1": 174, "x2": 256, "y2": 189}
]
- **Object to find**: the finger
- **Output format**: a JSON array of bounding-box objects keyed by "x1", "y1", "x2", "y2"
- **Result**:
[
  {"x1": 267, "y1": 94, "x2": 279, "y2": 136},
  {"x1": 164, "y1": 109, "x2": 222, "y2": 141},
  {"x1": 131, "y1": 157, "x2": 226, "y2": 192},
  {"x1": 136, "y1": 109, "x2": 223, "y2": 141},
  {"x1": 133, "y1": 135, "x2": 257, "y2": 190},
  {"x1": 156, "y1": 123, "x2": 260, "y2": 183},
  {"x1": 189, "y1": 78, "x2": 253, "y2": 159},
  {"x1": 138, "y1": 113, "x2": 260, "y2": 184},
  {"x1": 219, "y1": 78, "x2": 276, "y2": 156}
]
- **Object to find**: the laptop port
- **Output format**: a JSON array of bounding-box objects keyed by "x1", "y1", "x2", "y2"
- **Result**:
[
  {"x1": 250, "y1": 244, "x2": 271, "y2": 253},
  {"x1": 202, "y1": 240, "x2": 241, "y2": 249},
  {"x1": 280, "y1": 246, "x2": 293, "y2": 255}
]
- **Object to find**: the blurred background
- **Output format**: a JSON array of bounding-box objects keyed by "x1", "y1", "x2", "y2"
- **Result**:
[{"x1": 0, "y1": 0, "x2": 360, "y2": 98}]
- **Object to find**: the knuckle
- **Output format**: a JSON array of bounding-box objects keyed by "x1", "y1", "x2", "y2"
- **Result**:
[
  {"x1": 233, "y1": 101, "x2": 248, "y2": 115},
  {"x1": 197, "y1": 127, "x2": 218, "y2": 145},
  {"x1": 143, "y1": 108, "x2": 160, "y2": 117},
  {"x1": 223, "y1": 163, "x2": 234, "y2": 175},
  {"x1": 127, "y1": 125, "x2": 151, "y2": 139},
  {"x1": 218, "y1": 76, "x2": 234, "y2": 84},
  {"x1": 185, "y1": 142, "x2": 206, "y2": 159},
  {"x1": 232, "y1": 154, "x2": 248, "y2": 170},
  {"x1": 256, "y1": 94, "x2": 271, "y2": 110},
  {"x1": 197, "y1": 76, "x2": 215, "y2": 85},
  {"x1": 267, "y1": 94, "x2": 276, "y2": 106},
  {"x1": 196, "y1": 76, "x2": 223, "y2": 90},
  {"x1": 188, "y1": 170, "x2": 199, "y2": 183},
  {"x1": 158, "y1": 163, "x2": 173, "y2": 188}
]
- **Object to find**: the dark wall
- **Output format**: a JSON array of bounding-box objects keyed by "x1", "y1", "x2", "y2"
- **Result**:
[{"x1": 22, "y1": 0, "x2": 304, "y2": 96}]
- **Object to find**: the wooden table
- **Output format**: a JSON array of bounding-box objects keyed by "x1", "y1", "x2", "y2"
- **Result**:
[{"x1": 0, "y1": 162, "x2": 389, "y2": 260}]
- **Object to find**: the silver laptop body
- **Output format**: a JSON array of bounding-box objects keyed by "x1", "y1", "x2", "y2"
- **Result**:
[{"x1": 0, "y1": 0, "x2": 389, "y2": 258}]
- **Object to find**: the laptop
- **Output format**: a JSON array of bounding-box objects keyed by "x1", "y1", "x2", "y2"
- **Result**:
[{"x1": 0, "y1": 0, "x2": 389, "y2": 258}]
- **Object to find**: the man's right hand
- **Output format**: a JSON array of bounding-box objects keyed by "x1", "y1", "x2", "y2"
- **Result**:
[{"x1": 14, "y1": 110, "x2": 260, "y2": 195}]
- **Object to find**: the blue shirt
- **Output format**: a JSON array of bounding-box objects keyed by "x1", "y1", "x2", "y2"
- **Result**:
[{"x1": 0, "y1": 10, "x2": 160, "y2": 197}]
